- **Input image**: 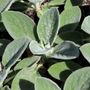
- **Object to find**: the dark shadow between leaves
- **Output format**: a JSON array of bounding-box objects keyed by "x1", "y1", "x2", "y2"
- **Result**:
[
  {"x1": 59, "y1": 61, "x2": 82, "y2": 81},
  {"x1": 70, "y1": 0, "x2": 83, "y2": 6},
  {"x1": 19, "y1": 79, "x2": 34, "y2": 90},
  {"x1": 59, "y1": 22, "x2": 79, "y2": 34}
]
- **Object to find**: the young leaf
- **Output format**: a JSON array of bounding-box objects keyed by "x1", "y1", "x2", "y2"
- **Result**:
[
  {"x1": 29, "y1": 40, "x2": 48, "y2": 55},
  {"x1": 14, "y1": 56, "x2": 40, "y2": 70},
  {"x1": 50, "y1": 41, "x2": 79, "y2": 59},
  {"x1": 37, "y1": 7, "x2": 59, "y2": 46},
  {"x1": 0, "y1": 0, "x2": 15, "y2": 13},
  {"x1": 11, "y1": 67, "x2": 40, "y2": 90},
  {"x1": 35, "y1": 77, "x2": 61, "y2": 90},
  {"x1": 80, "y1": 43, "x2": 90, "y2": 63},
  {"x1": 64, "y1": 67, "x2": 90, "y2": 90},
  {"x1": 81, "y1": 16, "x2": 90, "y2": 35},
  {"x1": 2, "y1": 38, "x2": 29, "y2": 69},
  {"x1": 48, "y1": 61, "x2": 82, "y2": 81},
  {"x1": 60, "y1": 6, "x2": 81, "y2": 32},
  {"x1": 2, "y1": 11, "x2": 36, "y2": 40}
]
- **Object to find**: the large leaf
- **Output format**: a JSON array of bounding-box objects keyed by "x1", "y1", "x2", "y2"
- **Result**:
[
  {"x1": 37, "y1": 7, "x2": 59, "y2": 46},
  {"x1": 0, "y1": 39, "x2": 10, "y2": 56},
  {"x1": 2, "y1": 38, "x2": 29, "y2": 69},
  {"x1": 80, "y1": 43, "x2": 90, "y2": 63},
  {"x1": 60, "y1": 6, "x2": 81, "y2": 32},
  {"x1": 11, "y1": 67, "x2": 40, "y2": 90},
  {"x1": 2, "y1": 11, "x2": 35, "y2": 40},
  {"x1": 64, "y1": 67, "x2": 90, "y2": 90},
  {"x1": 14, "y1": 56, "x2": 40, "y2": 70},
  {"x1": 0, "y1": 0, "x2": 15, "y2": 13},
  {"x1": 35, "y1": 77, "x2": 61, "y2": 90},
  {"x1": 81, "y1": 16, "x2": 90, "y2": 35},
  {"x1": 50, "y1": 41, "x2": 79, "y2": 59},
  {"x1": 48, "y1": 61, "x2": 82, "y2": 81}
]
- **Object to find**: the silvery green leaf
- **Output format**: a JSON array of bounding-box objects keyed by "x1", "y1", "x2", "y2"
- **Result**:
[
  {"x1": 35, "y1": 77, "x2": 61, "y2": 90},
  {"x1": 2, "y1": 38, "x2": 29, "y2": 69},
  {"x1": 50, "y1": 41, "x2": 79, "y2": 59},
  {"x1": 2, "y1": 11, "x2": 36, "y2": 40},
  {"x1": 37, "y1": 7, "x2": 59, "y2": 46},
  {"x1": 28, "y1": 0, "x2": 44, "y2": 4},
  {"x1": 81, "y1": 16, "x2": 90, "y2": 35},
  {"x1": 29, "y1": 40, "x2": 48, "y2": 55},
  {"x1": 64, "y1": 67, "x2": 90, "y2": 90}
]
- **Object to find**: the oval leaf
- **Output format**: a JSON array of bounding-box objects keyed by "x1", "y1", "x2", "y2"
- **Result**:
[
  {"x1": 14, "y1": 56, "x2": 40, "y2": 70},
  {"x1": 60, "y1": 6, "x2": 81, "y2": 32},
  {"x1": 35, "y1": 77, "x2": 61, "y2": 90},
  {"x1": 50, "y1": 41, "x2": 79, "y2": 59},
  {"x1": 64, "y1": 67, "x2": 90, "y2": 90},
  {"x1": 37, "y1": 7, "x2": 59, "y2": 46},
  {"x1": 11, "y1": 67, "x2": 40, "y2": 90},
  {"x1": 81, "y1": 16, "x2": 90, "y2": 35},
  {"x1": 48, "y1": 61, "x2": 82, "y2": 81},
  {"x1": 2, "y1": 11, "x2": 36, "y2": 40},
  {"x1": 2, "y1": 38, "x2": 29, "y2": 69},
  {"x1": 80, "y1": 43, "x2": 90, "y2": 63}
]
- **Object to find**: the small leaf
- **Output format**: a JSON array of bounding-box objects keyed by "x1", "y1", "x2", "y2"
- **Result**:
[
  {"x1": 48, "y1": 61, "x2": 82, "y2": 81},
  {"x1": 50, "y1": 41, "x2": 79, "y2": 59},
  {"x1": 37, "y1": 7, "x2": 59, "y2": 46},
  {"x1": 29, "y1": 40, "x2": 48, "y2": 55},
  {"x1": 80, "y1": 43, "x2": 90, "y2": 63},
  {"x1": 2, "y1": 38, "x2": 29, "y2": 69},
  {"x1": 35, "y1": 77, "x2": 61, "y2": 90},
  {"x1": 11, "y1": 67, "x2": 40, "y2": 90},
  {"x1": 2, "y1": 11, "x2": 36, "y2": 40},
  {"x1": 64, "y1": 67, "x2": 90, "y2": 90},
  {"x1": 81, "y1": 16, "x2": 90, "y2": 35},
  {"x1": 14, "y1": 56, "x2": 40, "y2": 70},
  {"x1": 0, "y1": 39, "x2": 10, "y2": 56},
  {"x1": 0, "y1": 0, "x2": 16, "y2": 13},
  {"x1": 60, "y1": 6, "x2": 81, "y2": 32}
]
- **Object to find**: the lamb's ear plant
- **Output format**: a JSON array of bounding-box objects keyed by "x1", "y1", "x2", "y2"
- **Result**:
[{"x1": 29, "y1": 7, "x2": 80, "y2": 60}]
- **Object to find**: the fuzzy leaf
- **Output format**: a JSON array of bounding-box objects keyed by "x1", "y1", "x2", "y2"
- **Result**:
[
  {"x1": 29, "y1": 40, "x2": 48, "y2": 55},
  {"x1": 1, "y1": 86, "x2": 10, "y2": 90},
  {"x1": 14, "y1": 56, "x2": 40, "y2": 70},
  {"x1": 37, "y1": 7, "x2": 59, "y2": 46},
  {"x1": 11, "y1": 67, "x2": 40, "y2": 90},
  {"x1": 0, "y1": 0, "x2": 15, "y2": 13},
  {"x1": 51, "y1": 41, "x2": 79, "y2": 59},
  {"x1": 81, "y1": 16, "x2": 90, "y2": 35},
  {"x1": 80, "y1": 43, "x2": 90, "y2": 63},
  {"x1": 35, "y1": 77, "x2": 61, "y2": 90},
  {"x1": 2, "y1": 11, "x2": 35, "y2": 40},
  {"x1": 48, "y1": 61, "x2": 82, "y2": 81},
  {"x1": 64, "y1": 67, "x2": 90, "y2": 90},
  {"x1": 2, "y1": 38, "x2": 29, "y2": 69},
  {"x1": 60, "y1": 6, "x2": 81, "y2": 32}
]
